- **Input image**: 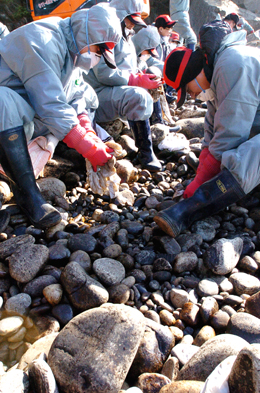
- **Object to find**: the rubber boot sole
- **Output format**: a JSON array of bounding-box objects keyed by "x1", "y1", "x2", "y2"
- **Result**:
[
  {"x1": 154, "y1": 211, "x2": 180, "y2": 237},
  {"x1": 25, "y1": 208, "x2": 61, "y2": 230}
]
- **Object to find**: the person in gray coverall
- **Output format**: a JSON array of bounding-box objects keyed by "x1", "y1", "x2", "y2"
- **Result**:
[
  {"x1": 0, "y1": 4, "x2": 121, "y2": 230},
  {"x1": 169, "y1": 0, "x2": 196, "y2": 50},
  {"x1": 154, "y1": 29, "x2": 260, "y2": 237},
  {"x1": 84, "y1": 0, "x2": 163, "y2": 172},
  {"x1": 132, "y1": 25, "x2": 180, "y2": 130},
  {"x1": 0, "y1": 22, "x2": 9, "y2": 40}
]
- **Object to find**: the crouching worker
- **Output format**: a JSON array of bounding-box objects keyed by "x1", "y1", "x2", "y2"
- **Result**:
[
  {"x1": 0, "y1": 4, "x2": 121, "y2": 229},
  {"x1": 85, "y1": 0, "x2": 163, "y2": 172},
  {"x1": 154, "y1": 29, "x2": 260, "y2": 237}
]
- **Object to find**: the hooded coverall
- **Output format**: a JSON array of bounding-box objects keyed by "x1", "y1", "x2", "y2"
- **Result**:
[
  {"x1": 169, "y1": 0, "x2": 196, "y2": 46},
  {"x1": 132, "y1": 25, "x2": 163, "y2": 73},
  {"x1": 0, "y1": 4, "x2": 121, "y2": 142},
  {"x1": 0, "y1": 23, "x2": 9, "y2": 40},
  {"x1": 84, "y1": 0, "x2": 153, "y2": 123},
  {"x1": 203, "y1": 30, "x2": 260, "y2": 194}
]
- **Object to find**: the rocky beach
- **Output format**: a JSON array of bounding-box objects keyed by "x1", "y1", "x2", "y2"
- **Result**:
[{"x1": 0, "y1": 89, "x2": 259, "y2": 393}]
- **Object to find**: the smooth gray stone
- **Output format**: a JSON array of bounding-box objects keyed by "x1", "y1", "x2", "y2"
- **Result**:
[
  {"x1": 67, "y1": 233, "x2": 97, "y2": 253},
  {"x1": 5, "y1": 293, "x2": 31, "y2": 316},
  {"x1": 203, "y1": 237, "x2": 243, "y2": 275},
  {"x1": 229, "y1": 272, "x2": 260, "y2": 296},
  {"x1": 128, "y1": 317, "x2": 175, "y2": 380},
  {"x1": 23, "y1": 275, "x2": 57, "y2": 298},
  {"x1": 93, "y1": 258, "x2": 125, "y2": 286},
  {"x1": 0, "y1": 234, "x2": 35, "y2": 259},
  {"x1": 48, "y1": 304, "x2": 145, "y2": 393},
  {"x1": 61, "y1": 262, "x2": 108, "y2": 311},
  {"x1": 173, "y1": 251, "x2": 198, "y2": 274},
  {"x1": 226, "y1": 312, "x2": 260, "y2": 344},
  {"x1": 177, "y1": 334, "x2": 249, "y2": 381},
  {"x1": 8, "y1": 244, "x2": 49, "y2": 283}
]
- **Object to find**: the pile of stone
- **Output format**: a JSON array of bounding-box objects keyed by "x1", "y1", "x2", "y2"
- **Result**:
[{"x1": 0, "y1": 99, "x2": 259, "y2": 393}]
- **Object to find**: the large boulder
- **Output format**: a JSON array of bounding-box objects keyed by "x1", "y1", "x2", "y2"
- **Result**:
[{"x1": 48, "y1": 303, "x2": 146, "y2": 393}]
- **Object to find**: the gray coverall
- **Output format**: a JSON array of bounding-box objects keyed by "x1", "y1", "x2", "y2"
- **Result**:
[
  {"x1": 203, "y1": 30, "x2": 260, "y2": 194},
  {"x1": 0, "y1": 23, "x2": 9, "y2": 40},
  {"x1": 0, "y1": 4, "x2": 121, "y2": 142},
  {"x1": 84, "y1": 0, "x2": 153, "y2": 123},
  {"x1": 132, "y1": 25, "x2": 163, "y2": 74},
  {"x1": 169, "y1": 0, "x2": 197, "y2": 46}
]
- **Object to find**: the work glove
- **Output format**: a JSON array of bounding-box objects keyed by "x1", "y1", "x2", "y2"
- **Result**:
[
  {"x1": 63, "y1": 124, "x2": 113, "y2": 172},
  {"x1": 77, "y1": 113, "x2": 100, "y2": 143},
  {"x1": 183, "y1": 150, "x2": 221, "y2": 198},
  {"x1": 128, "y1": 72, "x2": 162, "y2": 89},
  {"x1": 195, "y1": 147, "x2": 210, "y2": 174}
]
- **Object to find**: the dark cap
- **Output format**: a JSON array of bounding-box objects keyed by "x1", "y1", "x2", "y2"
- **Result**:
[
  {"x1": 163, "y1": 47, "x2": 204, "y2": 108},
  {"x1": 127, "y1": 12, "x2": 147, "y2": 28},
  {"x1": 224, "y1": 13, "x2": 239, "y2": 26},
  {"x1": 155, "y1": 14, "x2": 177, "y2": 29},
  {"x1": 99, "y1": 42, "x2": 117, "y2": 69}
]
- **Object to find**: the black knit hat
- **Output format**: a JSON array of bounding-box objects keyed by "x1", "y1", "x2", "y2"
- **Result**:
[
  {"x1": 224, "y1": 13, "x2": 239, "y2": 26},
  {"x1": 163, "y1": 47, "x2": 204, "y2": 108}
]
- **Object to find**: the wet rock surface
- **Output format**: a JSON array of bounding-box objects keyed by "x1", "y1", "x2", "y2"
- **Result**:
[{"x1": 0, "y1": 99, "x2": 260, "y2": 392}]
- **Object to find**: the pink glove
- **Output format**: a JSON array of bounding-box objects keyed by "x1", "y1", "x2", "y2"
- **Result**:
[
  {"x1": 128, "y1": 73, "x2": 162, "y2": 89},
  {"x1": 183, "y1": 151, "x2": 221, "y2": 198},
  {"x1": 63, "y1": 124, "x2": 113, "y2": 172}
]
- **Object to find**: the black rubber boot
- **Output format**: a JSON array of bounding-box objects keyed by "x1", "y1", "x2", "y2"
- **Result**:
[
  {"x1": 0, "y1": 126, "x2": 62, "y2": 229},
  {"x1": 128, "y1": 120, "x2": 162, "y2": 172},
  {"x1": 150, "y1": 101, "x2": 181, "y2": 133},
  {"x1": 154, "y1": 169, "x2": 245, "y2": 237},
  {"x1": 150, "y1": 101, "x2": 164, "y2": 125}
]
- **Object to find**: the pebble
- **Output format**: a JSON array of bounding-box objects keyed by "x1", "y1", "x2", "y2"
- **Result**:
[
  {"x1": 93, "y1": 258, "x2": 125, "y2": 286},
  {"x1": 0, "y1": 105, "x2": 259, "y2": 392},
  {"x1": 229, "y1": 272, "x2": 260, "y2": 295},
  {"x1": 193, "y1": 325, "x2": 216, "y2": 347},
  {"x1": 197, "y1": 279, "x2": 219, "y2": 297},
  {"x1": 226, "y1": 312, "x2": 260, "y2": 343},
  {"x1": 0, "y1": 316, "x2": 24, "y2": 336},
  {"x1": 173, "y1": 252, "x2": 198, "y2": 274},
  {"x1": 170, "y1": 288, "x2": 190, "y2": 309},
  {"x1": 203, "y1": 237, "x2": 243, "y2": 275},
  {"x1": 43, "y1": 284, "x2": 63, "y2": 306},
  {"x1": 5, "y1": 293, "x2": 32, "y2": 316}
]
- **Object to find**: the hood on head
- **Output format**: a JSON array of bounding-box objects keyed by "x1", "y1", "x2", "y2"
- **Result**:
[
  {"x1": 132, "y1": 25, "x2": 160, "y2": 56},
  {"x1": 70, "y1": 3, "x2": 121, "y2": 54},
  {"x1": 109, "y1": 0, "x2": 144, "y2": 22}
]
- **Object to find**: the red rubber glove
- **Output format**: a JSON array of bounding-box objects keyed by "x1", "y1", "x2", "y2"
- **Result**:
[
  {"x1": 63, "y1": 124, "x2": 113, "y2": 172},
  {"x1": 77, "y1": 113, "x2": 100, "y2": 143},
  {"x1": 78, "y1": 113, "x2": 92, "y2": 130},
  {"x1": 196, "y1": 147, "x2": 209, "y2": 174},
  {"x1": 128, "y1": 73, "x2": 162, "y2": 89},
  {"x1": 183, "y1": 151, "x2": 221, "y2": 198}
]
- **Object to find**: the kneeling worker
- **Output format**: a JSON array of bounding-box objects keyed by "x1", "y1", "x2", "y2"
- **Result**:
[{"x1": 154, "y1": 29, "x2": 260, "y2": 237}]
